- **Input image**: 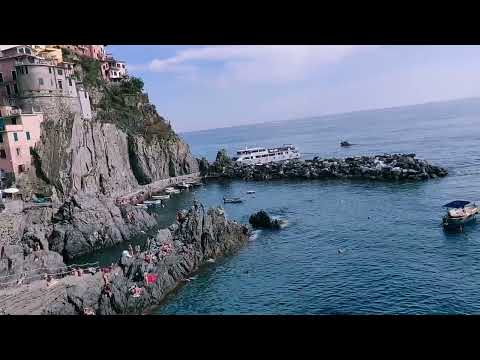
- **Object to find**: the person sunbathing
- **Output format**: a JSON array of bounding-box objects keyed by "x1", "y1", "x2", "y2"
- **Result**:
[
  {"x1": 46, "y1": 275, "x2": 58, "y2": 287},
  {"x1": 83, "y1": 307, "x2": 95, "y2": 315}
]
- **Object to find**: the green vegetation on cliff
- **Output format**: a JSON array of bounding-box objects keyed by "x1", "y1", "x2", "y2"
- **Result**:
[{"x1": 96, "y1": 78, "x2": 176, "y2": 143}]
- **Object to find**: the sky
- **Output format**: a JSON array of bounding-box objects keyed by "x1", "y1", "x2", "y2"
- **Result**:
[{"x1": 40, "y1": 46, "x2": 480, "y2": 132}]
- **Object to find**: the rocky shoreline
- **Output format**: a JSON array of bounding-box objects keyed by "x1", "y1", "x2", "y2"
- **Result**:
[
  {"x1": 0, "y1": 203, "x2": 250, "y2": 315},
  {"x1": 205, "y1": 151, "x2": 448, "y2": 182}
]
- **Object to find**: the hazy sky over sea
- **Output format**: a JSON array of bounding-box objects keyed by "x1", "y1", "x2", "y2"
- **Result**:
[{"x1": 109, "y1": 45, "x2": 480, "y2": 132}]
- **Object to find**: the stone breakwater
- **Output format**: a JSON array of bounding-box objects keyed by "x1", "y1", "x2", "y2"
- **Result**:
[
  {"x1": 0, "y1": 203, "x2": 249, "y2": 315},
  {"x1": 207, "y1": 152, "x2": 448, "y2": 182}
]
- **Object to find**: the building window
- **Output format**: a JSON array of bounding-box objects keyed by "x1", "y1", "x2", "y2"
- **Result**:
[
  {"x1": 25, "y1": 66, "x2": 28, "y2": 74},
  {"x1": 11, "y1": 118, "x2": 16, "y2": 125},
  {"x1": 68, "y1": 78, "x2": 72, "y2": 86},
  {"x1": 48, "y1": 67, "x2": 52, "y2": 74},
  {"x1": 13, "y1": 84, "x2": 18, "y2": 94},
  {"x1": 18, "y1": 164, "x2": 25, "y2": 173},
  {"x1": 6, "y1": 85, "x2": 11, "y2": 96},
  {"x1": 0, "y1": 134, "x2": 3, "y2": 143},
  {"x1": 13, "y1": 133, "x2": 18, "y2": 141},
  {"x1": 0, "y1": 150, "x2": 6, "y2": 158},
  {"x1": 18, "y1": 48, "x2": 25, "y2": 54},
  {"x1": 38, "y1": 78, "x2": 44, "y2": 86},
  {"x1": 0, "y1": 73, "x2": 3, "y2": 82},
  {"x1": 57, "y1": 69, "x2": 63, "y2": 75},
  {"x1": 11, "y1": 71, "x2": 16, "y2": 80},
  {"x1": 16, "y1": 148, "x2": 20, "y2": 156},
  {"x1": 25, "y1": 48, "x2": 31, "y2": 55},
  {"x1": 26, "y1": 131, "x2": 30, "y2": 140},
  {"x1": 58, "y1": 80, "x2": 63, "y2": 89}
]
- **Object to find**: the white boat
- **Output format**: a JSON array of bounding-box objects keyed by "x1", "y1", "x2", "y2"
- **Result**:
[
  {"x1": 246, "y1": 190, "x2": 256, "y2": 194},
  {"x1": 136, "y1": 204, "x2": 148, "y2": 209},
  {"x1": 176, "y1": 182, "x2": 190, "y2": 189},
  {"x1": 144, "y1": 200, "x2": 163, "y2": 205},
  {"x1": 232, "y1": 144, "x2": 301, "y2": 165},
  {"x1": 152, "y1": 194, "x2": 170, "y2": 200},
  {"x1": 165, "y1": 187, "x2": 180, "y2": 194}
]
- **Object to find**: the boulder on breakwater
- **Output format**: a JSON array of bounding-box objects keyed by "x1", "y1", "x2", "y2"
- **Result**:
[{"x1": 207, "y1": 152, "x2": 448, "y2": 182}]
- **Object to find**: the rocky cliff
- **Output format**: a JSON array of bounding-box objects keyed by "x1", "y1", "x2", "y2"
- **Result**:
[{"x1": 11, "y1": 78, "x2": 198, "y2": 261}]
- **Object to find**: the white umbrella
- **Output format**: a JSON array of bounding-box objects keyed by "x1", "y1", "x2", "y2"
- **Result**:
[{"x1": 3, "y1": 188, "x2": 19, "y2": 194}]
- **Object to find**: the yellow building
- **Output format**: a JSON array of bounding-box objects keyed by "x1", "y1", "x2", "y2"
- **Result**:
[{"x1": 30, "y1": 45, "x2": 63, "y2": 64}]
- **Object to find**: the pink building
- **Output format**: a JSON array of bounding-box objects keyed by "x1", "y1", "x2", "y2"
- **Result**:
[
  {"x1": 88, "y1": 45, "x2": 106, "y2": 61},
  {"x1": 0, "y1": 108, "x2": 43, "y2": 179},
  {"x1": 58, "y1": 45, "x2": 106, "y2": 61}
]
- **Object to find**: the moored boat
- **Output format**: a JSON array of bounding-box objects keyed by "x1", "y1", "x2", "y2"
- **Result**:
[
  {"x1": 442, "y1": 200, "x2": 479, "y2": 232},
  {"x1": 176, "y1": 182, "x2": 190, "y2": 189},
  {"x1": 223, "y1": 197, "x2": 243, "y2": 204},
  {"x1": 165, "y1": 187, "x2": 180, "y2": 194},
  {"x1": 152, "y1": 194, "x2": 170, "y2": 200},
  {"x1": 232, "y1": 144, "x2": 300, "y2": 165}
]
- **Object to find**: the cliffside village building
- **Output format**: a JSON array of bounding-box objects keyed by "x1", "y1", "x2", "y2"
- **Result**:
[{"x1": 0, "y1": 45, "x2": 128, "y2": 182}]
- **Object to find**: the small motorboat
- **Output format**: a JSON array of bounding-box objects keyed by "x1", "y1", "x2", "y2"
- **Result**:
[
  {"x1": 188, "y1": 182, "x2": 203, "y2": 188},
  {"x1": 246, "y1": 190, "x2": 256, "y2": 194},
  {"x1": 442, "y1": 200, "x2": 479, "y2": 232},
  {"x1": 152, "y1": 194, "x2": 170, "y2": 200},
  {"x1": 144, "y1": 200, "x2": 163, "y2": 207},
  {"x1": 176, "y1": 182, "x2": 190, "y2": 189},
  {"x1": 223, "y1": 197, "x2": 243, "y2": 204},
  {"x1": 340, "y1": 141, "x2": 352, "y2": 147},
  {"x1": 136, "y1": 204, "x2": 148, "y2": 209},
  {"x1": 165, "y1": 187, "x2": 180, "y2": 194}
]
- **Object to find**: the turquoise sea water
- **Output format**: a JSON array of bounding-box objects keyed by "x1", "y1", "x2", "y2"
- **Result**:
[{"x1": 83, "y1": 98, "x2": 480, "y2": 314}]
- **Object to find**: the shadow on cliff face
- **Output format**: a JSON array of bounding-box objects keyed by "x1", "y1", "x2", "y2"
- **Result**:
[{"x1": 128, "y1": 135, "x2": 151, "y2": 185}]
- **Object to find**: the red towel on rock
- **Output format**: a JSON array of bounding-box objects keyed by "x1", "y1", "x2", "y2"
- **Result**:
[{"x1": 146, "y1": 274, "x2": 158, "y2": 284}]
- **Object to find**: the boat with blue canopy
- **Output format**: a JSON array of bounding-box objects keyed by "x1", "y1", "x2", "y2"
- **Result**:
[{"x1": 442, "y1": 200, "x2": 479, "y2": 232}]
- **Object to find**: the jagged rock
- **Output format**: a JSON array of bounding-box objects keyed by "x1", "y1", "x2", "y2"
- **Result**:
[
  {"x1": 249, "y1": 210, "x2": 282, "y2": 229},
  {"x1": 0, "y1": 203, "x2": 250, "y2": 315}
]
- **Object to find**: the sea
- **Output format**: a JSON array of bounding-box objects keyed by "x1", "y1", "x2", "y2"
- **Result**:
[{"x1": 80, "y1": 97, "x2": 480, "y2": 314}]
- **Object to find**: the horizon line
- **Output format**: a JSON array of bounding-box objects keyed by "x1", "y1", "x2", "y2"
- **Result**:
[{"x1": 178, "y1": 95, "x2": 480, "y2": 135}]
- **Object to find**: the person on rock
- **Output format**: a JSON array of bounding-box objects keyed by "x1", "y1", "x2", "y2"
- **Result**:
[{"x1": 46, "y1": 274, "x2": 58, "y2": 287}]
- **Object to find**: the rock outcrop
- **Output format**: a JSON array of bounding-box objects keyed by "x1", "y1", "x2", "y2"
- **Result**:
[
  {"x1": 13, "y1": 81, "x2": 199, "y2": 261},
  {"x1": 208, "y1": 153, "x2": 448, "y2": 182},
  {"x1": 0, "y1": 204, "x2": 250, "y2": 315},
  {"x1": 249, "y1": 210, "x2": 282, "y2": 229}
]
